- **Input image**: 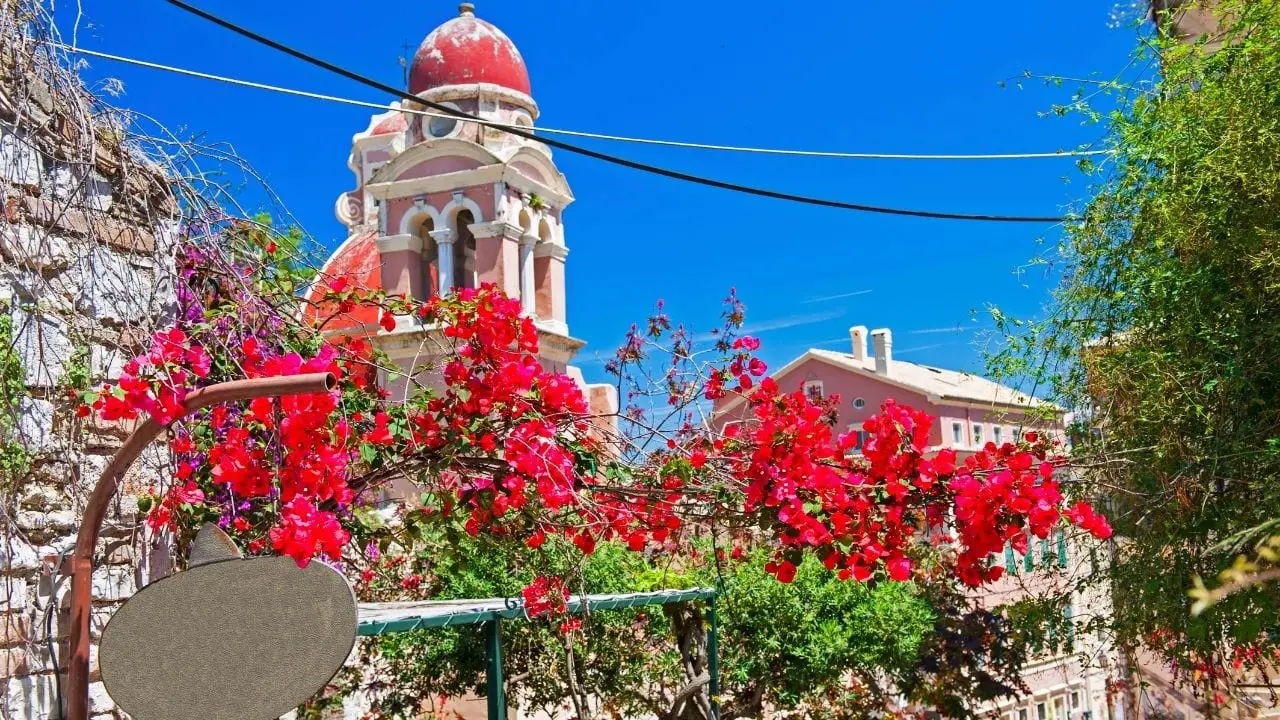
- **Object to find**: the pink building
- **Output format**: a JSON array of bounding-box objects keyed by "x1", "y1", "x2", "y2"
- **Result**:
[
  {"x1": 715, "y1": 327, "x2": 1126, "y2": 720},
  {"x1": 307, "y1": 2, "x2": 616, "y2": 423},
  {"x1": 714, "y1": 326, "x2": 1064, "y2": 454}
]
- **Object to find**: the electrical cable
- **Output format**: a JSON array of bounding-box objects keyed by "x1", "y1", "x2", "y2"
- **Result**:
[
  {"x1": 57, "y1": 44, "x2": 1110, "y2": 162},
  {"x1": 156, "y1": 0, "x2": 1076, "y2": 224}
]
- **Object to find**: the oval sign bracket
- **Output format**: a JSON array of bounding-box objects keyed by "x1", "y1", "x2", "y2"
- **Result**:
[{"x1": 100, "y1": 524, "x2": 357, "y2": 720}]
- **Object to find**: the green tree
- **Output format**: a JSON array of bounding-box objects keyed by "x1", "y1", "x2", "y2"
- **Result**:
[
  {"x1": 318, "y1": 531, "x2": 1027, "y2": 720},
  {"x1": 992, "y1": 0, "x2": 1280, "y2": 697}
]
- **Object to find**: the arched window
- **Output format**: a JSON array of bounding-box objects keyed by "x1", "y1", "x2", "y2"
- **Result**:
[
  {"x1": 417, "y1": 216, "x2": 438, "y2": 298},
  {"x1": 453, "y1": 209, "x2": 477, "y2": 290}
]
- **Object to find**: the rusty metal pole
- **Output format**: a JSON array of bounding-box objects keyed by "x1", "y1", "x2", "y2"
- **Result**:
[{"x1": 65, "y1": 372, "x2": 335, "y2": 720}]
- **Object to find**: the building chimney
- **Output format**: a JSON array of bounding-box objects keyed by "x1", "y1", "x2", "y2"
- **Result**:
[
  {"x1": 871, "y1": 328, "x2": 892, "y2": 374},
  {"x1": 849, "y1": 325, "x2": 868, "y2": 361}
]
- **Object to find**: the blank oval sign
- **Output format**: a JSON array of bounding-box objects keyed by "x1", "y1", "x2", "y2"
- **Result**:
[{"x1": 100, "y1": 528, "x2": 356, "y2": 720}]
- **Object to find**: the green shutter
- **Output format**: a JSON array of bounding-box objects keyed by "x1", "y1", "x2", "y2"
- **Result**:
[
  {"x1": 1024, "y1": 539, "x2": 1035, "y2": 572},
  {"x1": 1056, "y1": 531, "x2": 1068, "y2": 569},
  {"x1": 1005, "y1": 543, "x2": 1016, "y2": 573},
  {"x1": 1040, "y1": 537, "x2": 1052, "y2": 568}
]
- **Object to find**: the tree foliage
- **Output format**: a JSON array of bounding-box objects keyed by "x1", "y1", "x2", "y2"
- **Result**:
[
  {"x1": 317, "y1": 533, "x2": 1030, "y2": 720},
  {"x1": 992, "y1": 0, "x2": 1280, "y2": 701}
]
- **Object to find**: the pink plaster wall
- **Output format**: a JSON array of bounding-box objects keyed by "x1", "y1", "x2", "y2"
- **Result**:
[
  {"x1": 400, "y1": 155, "x2": 485, "y2": 180},
  {"x1": 384, "y1": 186, "x2": 498, "y2": 240},
  {"x1": 474, "y1": 234, "x2": 520, "y2": 298},
  {"x1": 510, "y1": 160, "x2": 547, "y2": 184},
  {"x1": 379, "y1": 248, "x2": 422, "y2": 299},
  {"x1": 713, "y1": 353, "x2": 1064, "y2": 455}
]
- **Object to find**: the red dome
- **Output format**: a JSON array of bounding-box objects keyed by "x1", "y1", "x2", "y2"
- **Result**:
[
  {"x1": 409, "y1": 4, "x2": 531, "y2": 97},
  {"x1": 304, "y1": 231, "x2": 383, "y2": 333}
]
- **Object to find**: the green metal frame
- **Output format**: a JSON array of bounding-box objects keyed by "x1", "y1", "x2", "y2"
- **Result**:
[{"x1": 358, "y1": 588, "x2": 720, "y2": 720}]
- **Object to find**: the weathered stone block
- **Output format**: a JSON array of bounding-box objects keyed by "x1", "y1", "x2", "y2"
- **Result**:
[
  {"x1": 0, "y1": 647, "x2": 28, "y2": 679},
  {"x1": 0, "y1": 224, "x2": 73, "y2": 269},
  {"x1": 87, "y1": 680, "x2": 114, "y2": 714},
  {"x1": 15, "y1": 397, "x2": 56, "y2": 455},
  {"x1": 90, "y1": 566, "x2": 134, "y2": 602},
  {"x1": 0, "y1": 124, "x2": 42, "y2": 187},
  {"x1": 15, "y1": 509, "x2": 76, "y2": 534},
  {"x1": 5, "y1": 672, "x2": 59, "y2": 720},
  {"x1": 66, "y1": 245, "x2": 153, "y2": 324},
  {"x1": 19, "y1": 197, "x2": 155, "y2": 254},
  {"x1": 103, "y1": 542, "x2": 134, "y2": 566},
  {"x1": 0, "y1": 537, "x2": 39, "y2": 574},
  {"x1": 16, "y1": 483, "x2": 63, "y2": 512},
  {"x1": 84, "y1": 173, "x2": 113, "y2": 213},
  {"x1": 2, "y1": 578, "x2": 29, "y2": 611},
  {"x1": 11, "y1": 306, "x2": 72, "y2": 388},
  {"x1": 0, "y1": 615, "x2": 29, "y2": 647},
  {"x1": 88, "y1": 343, "x2": 126, "y2": 381}
]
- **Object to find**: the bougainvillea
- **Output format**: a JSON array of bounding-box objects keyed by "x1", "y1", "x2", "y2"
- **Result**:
[{"x1": 85, "y1": 219, "x2": 1110, "y2": 623}]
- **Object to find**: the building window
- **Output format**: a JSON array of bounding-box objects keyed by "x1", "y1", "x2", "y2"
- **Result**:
[
  {"x1": 427, "y1": 102, "x2": 461, "y2": 138},
  {"x1": 1018, "y1": 709, "x2": 1028, "y2": 720},
  {"x1": 1014, "y1": 428, "x2": 1023, "y2": 443},
  {"x1": 852, "y1": 396, "x2": 866, "y2": 410},
  {"x1": 973, "y1": 424, "x2": 984, "y2": 446},
  {"x1": 803, "y1": 380, "x2": 824, "y2": 402},
  {"x1": 952, "y1": 421, "x2": 963, "y2": 444},
  {"x1": 1036, "y1": 702, "x2": 1047, "y2": 720},
  {"x1": 1071, "y1": 691, "x2": 1080, "y2": 709},
  {"x1": 1054, "y1": 697, "x2": 1066, "y2": 720},
  {"x1": 993, "y1": 425, "x2": 1003, "y2": 445},
  {"x1": 453, "y1": 209, "x2": 479, "y2": 290}
]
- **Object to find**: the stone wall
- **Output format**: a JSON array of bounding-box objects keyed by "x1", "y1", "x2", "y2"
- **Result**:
[{"x1": 0, "y1": 5, "x2": 178, "y2": 718}]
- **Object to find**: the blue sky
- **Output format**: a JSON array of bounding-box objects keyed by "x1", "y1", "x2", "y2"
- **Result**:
[{"x1": 58, "y1": 2, "x2": 1146, "y2": 383}]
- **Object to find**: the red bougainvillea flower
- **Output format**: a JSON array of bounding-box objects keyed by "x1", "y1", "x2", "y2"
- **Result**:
[{"x1": 522, "y1": 576, "x2": 569, "y2": 618}]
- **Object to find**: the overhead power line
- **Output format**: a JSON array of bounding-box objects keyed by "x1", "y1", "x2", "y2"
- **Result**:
[
  {"x1": 155, "y1": 0, "x2": 1076, "y2": 224},
  {"x1": 60, "y1": 44, "x2": 1108, "y2": 163}
]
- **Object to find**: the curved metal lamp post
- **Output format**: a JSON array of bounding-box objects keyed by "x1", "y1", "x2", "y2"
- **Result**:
[{"x1": 65, "y1": 372, "x2": 336, "y2": 720}]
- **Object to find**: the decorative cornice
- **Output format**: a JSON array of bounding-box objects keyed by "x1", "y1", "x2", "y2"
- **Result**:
[
  {"x1": 414, "y1": 83, "x2": 540, "y2": 119},
  {"x1": 468, "y1": 220, "x2": 522, "y2": 240},
  {"x1": 375, "y1": 233, "x2": 423, "y2": 254},
  {"x1": 366, "y1": 163, "x2": 572, "y2": 207},
  {"x1": 428, "y1": 228, "x2": 457, "y2": 246},
  {"x1": 534, "y1": 242, "x2": 569, "y2": 260}
]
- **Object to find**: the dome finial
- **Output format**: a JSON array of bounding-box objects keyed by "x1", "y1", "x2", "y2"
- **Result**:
[{"x1": 458, "y1": 2, "x2": 475, "y2": 15}]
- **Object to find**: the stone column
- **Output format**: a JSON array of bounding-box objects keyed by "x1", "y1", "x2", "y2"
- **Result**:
[
  {"x1": 374, "y1": 233, "x2": 424, "y2": 300},
  {"x1": 519, "y1": 233, "x2": 538, "y2": 317},
  {"x1": 429, "y1": 229, "x2": 456, "y2": 294}
]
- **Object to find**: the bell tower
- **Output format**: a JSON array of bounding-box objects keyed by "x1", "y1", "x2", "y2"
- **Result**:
[{"x1": 312, "y1": 4, "x2": 613, "y2": 417}]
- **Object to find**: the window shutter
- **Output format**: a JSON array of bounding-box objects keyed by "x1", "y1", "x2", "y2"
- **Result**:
[
  {"x1": 1024, "y1": 539, "x2": 1035, "y2": 572},
  {"x1": 1056, "y1": 531, "x2": 1068, "y2": 569},
  {"x1": 1005, "y1": 543, "x2": 1016, "y2": 573}
]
